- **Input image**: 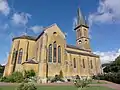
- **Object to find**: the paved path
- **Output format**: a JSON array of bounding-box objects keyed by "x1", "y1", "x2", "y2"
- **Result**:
[{"x1": 0, "y1": 80, "x2": 120, "y2": 90}]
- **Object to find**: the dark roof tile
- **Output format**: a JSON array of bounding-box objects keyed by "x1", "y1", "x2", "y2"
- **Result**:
[
  {"x1": 22, "y1": 59, "x2": 38, "y2": 64},
  {"x1": 12, "y1": 35, "x2": 37, "y2": 41},
  {"x1": 66, "y1": 50, "x2": 99, "y2": 58},
  {"x1": 67, "y1": 44, "x2": 91, "y2": 52}
]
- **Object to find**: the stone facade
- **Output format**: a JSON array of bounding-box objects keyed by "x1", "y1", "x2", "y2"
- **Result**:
[{"x1": 3, "y1": 8, "x2": 102, "y2": 81}]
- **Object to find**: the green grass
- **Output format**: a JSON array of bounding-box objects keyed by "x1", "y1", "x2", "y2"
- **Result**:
[{"x1": 0, "y1": 86, "x2": 114, "y2": 90}]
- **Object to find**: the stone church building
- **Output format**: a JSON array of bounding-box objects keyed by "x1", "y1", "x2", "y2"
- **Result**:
[{"x1": 3, "y1": 8, "x2": 101, "y2": 80}]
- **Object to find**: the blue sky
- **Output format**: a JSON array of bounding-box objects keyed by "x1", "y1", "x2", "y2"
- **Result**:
[{"x1": 0, "y1": 0, "x2": 120, "y2": 64}]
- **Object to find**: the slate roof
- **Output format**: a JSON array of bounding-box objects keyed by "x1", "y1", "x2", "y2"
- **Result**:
[
  {"x1": 12, "y1": 35, "x2": 37, "y2": 41},
  {"x1": 66, "y1": 50, "x2": 99, "y2": 58},
  {"x1": 74, "y1": 8, "x2": 88, "y2": 30},
  {"x1": 66, "y1": 44, "x2": 91, "y2": 52},
  {"x1": 22, "y1": 59, "x2": 38, "y2": 64},
  {"x1": 77, "y1": 8, "x2": 88, "y2": 26}
]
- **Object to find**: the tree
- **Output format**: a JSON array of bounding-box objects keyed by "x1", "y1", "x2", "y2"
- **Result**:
[
  {"x1": 103, "y1": 55, "x2": 120, "y2": 73},
  {"x1": 0, "y1": 64, "x2": 5, "y2": 77},
  {"x1": 114, "y1": 55, "x2": 120, "y2": 65}
]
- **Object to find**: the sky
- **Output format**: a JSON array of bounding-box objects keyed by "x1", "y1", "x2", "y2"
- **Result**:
[{"x1": 0, "y1": 0, "x2": 120, "y2": 64}]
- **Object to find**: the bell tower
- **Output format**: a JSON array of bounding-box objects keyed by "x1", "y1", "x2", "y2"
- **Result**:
[{"x1": 74, "y1": 8, "x2": 91, "y2": 51}]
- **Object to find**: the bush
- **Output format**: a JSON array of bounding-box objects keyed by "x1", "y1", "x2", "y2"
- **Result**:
[
  {"x1": 0, "y1": 71, "x2": 24, "y2": 83},
  {"x1": 67, "y1": 79, "x2": 71, "y2": 82},
  {"x1": 11, "y1": 72, "x2": 24, "y2": 83},
  {"x1": 51, "y1": 75, "x2": 65, "y2": 83},
  {"x1": 74, "y1": 79, "x2": 91, "y2": 89},
  {"x1": 24, "y1": 70, "x2": 36, "y2": 79},
  {"x1": 93, "y1": 72, "x2": 120, "y2": 84},
  {"x1": 16, "y1": 82, "x2": 37, "y2": 90},
  {"x1": 0, "y1": 76, "x2": 7, "y2": 82},
  {"x1": 75, "y1": 75, "x2": 80, "y2": 80},
  {"x1": 0, "y1": 70, "x2": 36, "y2": 83}
]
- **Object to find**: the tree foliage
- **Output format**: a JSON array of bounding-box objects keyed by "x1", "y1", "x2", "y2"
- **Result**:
[
  {"x1": 0, "y1": 71, "x2": 24, "y2": 83},
  {"x1": 0, "y1": 64, "x2": 5, "y2": 77},
  {"x1": 93, "y1": 72, "x2": 120, "y2": 84},
  {"x1": 17, "y1": 83, "x2": 37, "y2": 90},
  {"x1": 103, "y1": 55, "x2": 120, "y2": 73},
  {"x1": 24, "y1": 70, "x2": 36, "y2": 78},
  {"x1": 0, "y1": 70, "x2": 36, "y2": 83}
]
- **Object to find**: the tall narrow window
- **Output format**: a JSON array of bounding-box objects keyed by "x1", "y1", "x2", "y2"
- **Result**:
[
  {"x1": 48, "y1": 44, "x2": 52, "y2": 62},
  {"x1": 26, "y1": 41, "x2": 29, "y2": 61},
  {"x1": 84, "y1": 29, "x2": 87, "y2": 37},
  {"x1": 11, "y1": 49, "x2": 16, "y2": 64},
  {"x1": 18, "y1": 48, "x2": 23, "y2": 64},
  {"x1": 83, "y1": 59, "x2": 85, "y2": 68},
  {"x1": 78, "y1": 29, "x2": 80, "y2": 38},
  {"x1": 73, "y1": 58, "x2": 76, "y2": 68},
  {"x1": 58, "y1": 46, "x2": 61, "y2": 63},
  {"x1": 77, "y1": 30, "x2": 79, "y2": 38},
  {"x1": 53, "y1": 41, "x2": 57, "y2": 63},
  {"x1": 90, "y1": 60, "x2": 93, "y2": 69},
  {"x1": 80, "y1": 30, "x2": 82, "y2": 37}
]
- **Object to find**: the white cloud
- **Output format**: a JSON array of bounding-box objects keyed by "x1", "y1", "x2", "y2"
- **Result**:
[
  {"x1": 19, "y1": 32, "x2": 27, "y2": 36},
  {"x1": 0, "y1": 0, "x2": 10, "y2": 16},
  {"x1": 30, "y1": 25, "x2": 44, "y2": 34},
  {"x1": 88, "y1": 0, "x2": 120, "y2": 26},
  {"x1": 94, "y1": 49, "x2": 120, "y2": 64},
  {"x1": 1, "y1": 52, "x2": 9, "y2": 65},
  {"x1": 11, "y1": 12, "x2": 31, "y2": 26}
]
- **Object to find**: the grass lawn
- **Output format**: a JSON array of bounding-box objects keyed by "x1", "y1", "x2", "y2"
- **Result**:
[{"x1": 0, "y1": 86, "x2": 114, "y2": 90}]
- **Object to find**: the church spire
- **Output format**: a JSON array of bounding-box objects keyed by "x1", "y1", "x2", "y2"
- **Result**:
[
  {"x1": 74, "y1": 8, "x2": 91, "y2": 51},
  {"x1": 76, "y1": 8, "x2": 88, "y2": 27}
]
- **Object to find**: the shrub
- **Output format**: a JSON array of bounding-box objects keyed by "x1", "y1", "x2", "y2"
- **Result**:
[
  {"x1": 16, "y1": 82, "x2": 37, "y2": 90},
  {"x1": 74, "y1": 79, "x2": 91, "y2": 89},
  {"x1": 11, "y1": 72, "x2": 24, "y2": 83},
  {"x1": 24, "y1": 70, "x2": 36, "y2": 79},
  {"x1": 0, "y1": 71, "x2": 24, "y2": 83},
  {"x1": 75, "y1": 75, "x2": 80, "y2": 80},
  {"x1": 51, "y1": 75, "x2": 65, "y2": 83},
  {"x1": 67, "y1": 79, "x2": 71, "y2": 82},
  {"x1": 93, "y1": 72, "x2": 120, "y2": 84},
  {"x1": 0, "y1": 76, "x2": 7, "y2": 82}
]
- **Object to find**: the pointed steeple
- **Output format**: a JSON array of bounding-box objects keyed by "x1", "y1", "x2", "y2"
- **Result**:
[{"x1": 76, "y1": 8, "x2": 88, "y2": 27}]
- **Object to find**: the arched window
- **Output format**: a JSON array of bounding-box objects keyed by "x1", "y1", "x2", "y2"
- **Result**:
[
  {"x1": 18, "y1": 48, "x2": 23, "y2": 64},
  {"x1": 90, "y1": 60, "x2": 93, "y2": 69},
  {"x1": 58, "y1": 46, "x2": 61, "y2": 63},
  {"x1": 53, "y1": 41, "x2": 57, "y2": 63},
  {"x1": 11, "y1": 49, "x2": 16, "y2": 64},
  {"x1": 48, "y1": 44, "x2": 52, "y2": 62},
  {"x1": 73, "y1": 58, "x2": 76, "y2": 68},
  {"x1": 83, "y1": 59, "x2": 85, "y2": 68}
]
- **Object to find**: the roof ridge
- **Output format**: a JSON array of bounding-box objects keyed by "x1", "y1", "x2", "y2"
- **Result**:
[{"x1": 43, "y1": 23, "x2": 57, "y2": 30}]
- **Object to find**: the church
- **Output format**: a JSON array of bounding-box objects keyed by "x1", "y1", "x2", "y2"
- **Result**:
[{"x1": 3, "y1": 8, "x2": 101, "y2": 80}]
